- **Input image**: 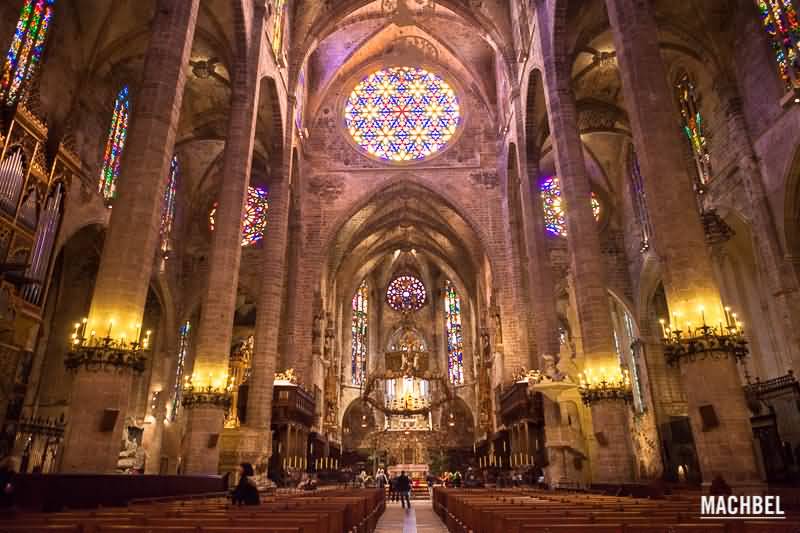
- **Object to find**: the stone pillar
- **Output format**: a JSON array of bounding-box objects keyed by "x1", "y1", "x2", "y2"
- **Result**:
[
  {"x1": 60, "y1": 0, "x2": 198, "y2": 473},
  {"x1": 715, "y1": 81, "x2": 800, "y2": 372},
  {"x1": 534, "y1": 4, "x2": 634, "y2": 484},
  {"x1": 511, "y1": 93, "x2": 561, "y2": 366},
  {"x1": 181, "y1": 76, "x2": 261, "y2": 475},
  {"x1": 242, "y1": 146, "x2": 293, "y2": 469},
  {"x1": 605, "y1": 0, "x2": 761, "y2": 487}
]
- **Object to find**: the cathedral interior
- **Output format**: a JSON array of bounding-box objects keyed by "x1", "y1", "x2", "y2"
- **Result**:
[{"x1": 1, "y1": 0, "x2": 800, "y2": 513}]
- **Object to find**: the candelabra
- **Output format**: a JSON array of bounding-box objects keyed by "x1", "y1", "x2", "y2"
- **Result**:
[
  {"x1": 65, "y1": 318, "x2": 149, "y2": 373},
  {"x1": 660, "y1": 306, "x2": 749, "y2": 367},
  {"x1": 577, "y1": 367, "x2": 632, "y2": 406},
  {"x1": 181, "y1": 372, "x2": 233, "y2": 409}
]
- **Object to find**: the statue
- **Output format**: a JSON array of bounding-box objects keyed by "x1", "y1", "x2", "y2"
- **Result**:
[
  {"x1": 480, "y1": 330, "x2": 493, "y2": 366},
  {"x1": 493, "y1": 312, "x2": 503, "y2": 345},
  {"x1": 541, "y1": 354, "x2": 565, "y2": 382}
]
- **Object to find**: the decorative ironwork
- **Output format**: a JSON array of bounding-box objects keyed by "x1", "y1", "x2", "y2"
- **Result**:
[
  {"x1": 180, "y1": 367, "x2": 233, "y2": 410},
  {"x1": 65, "y1": 338, "x2": 147, "y2": 373},
  {"x1": 577, "y1": 368, "x2": 633, "y2": 406},
  {"x1": 662, "y1": 323, "x2": 749, "y2": 367},
  {"x1": 360, "y1": 370, "x2": 453, "y2": 416},
  {"x1": 15, "y1": 414, "x2": 64, "y2": 473},
  {"x1": 744, "y1": 370, "x2": 799, "y2": 396},
  {"x1": 180, "y1": 385, "x2": 232, "y2": 410},
  {"x1": 701, "y1": 208, "x2": 735, "y2": 245}
]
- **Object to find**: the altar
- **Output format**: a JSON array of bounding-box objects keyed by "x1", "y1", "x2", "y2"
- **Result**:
[{"x1": 387, "y1": 463, "x2": 429, "y2": 481}]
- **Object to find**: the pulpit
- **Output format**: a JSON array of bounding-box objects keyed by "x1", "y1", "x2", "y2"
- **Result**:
[{"x1": 271, "y1": 381, "x2": 317, "y2": 473}]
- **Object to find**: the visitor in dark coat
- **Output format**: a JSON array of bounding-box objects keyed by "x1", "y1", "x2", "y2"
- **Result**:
[
  {"x1": 396, "y1": 470, "x2": 412, "y2": 509},
  {"x1": 232, "y1": 462, "x2": 260, "y2": 505}
]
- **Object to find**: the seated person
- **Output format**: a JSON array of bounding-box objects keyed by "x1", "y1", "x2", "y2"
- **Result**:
[{"x1": 232, "y1": 463, "x2": 260, "y2": 506}]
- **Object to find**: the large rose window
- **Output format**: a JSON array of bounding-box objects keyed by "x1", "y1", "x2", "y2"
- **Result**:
[{"x1": 344, "y1": 66, "x2": 461, "y2": 162}]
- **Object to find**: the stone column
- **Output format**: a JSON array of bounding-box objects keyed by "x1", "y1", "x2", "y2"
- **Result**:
[
  {"x1": 241, "y1": 142, "x2": 293, "y2": 469},
  {"x1": 181, "y1": 75, "x2": 261, "y2": 475},
  {"x1": 511, "y1": 92, "x2": 560, "y2": 366},
  {"x1": 60, "y1": 0, "x2": 198, "y2": 473},
  {"x1": 605, "y1": 0, "x2": 761, "y2": 488},
  {"x1": 715, "y1": 81, "x2": 800, "y2": 372},
  {"x1": 535, "y1": 4, "x2": 634, "y2": 484}
]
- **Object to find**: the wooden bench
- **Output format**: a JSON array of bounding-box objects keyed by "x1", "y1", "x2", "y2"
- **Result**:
[{"x1": 0, "y1": 488, "x2": 384, "y2": 533}]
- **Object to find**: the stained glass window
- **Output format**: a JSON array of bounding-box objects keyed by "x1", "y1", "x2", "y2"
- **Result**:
[
  {"x1": 209, "y1": 185, "x2": 269, "y2": 247},
  {"x1": 160, "y1": 155, "x2": 178, "y2": 254},
  {"x1": 271, "y1": 0, "x2": 287, "y2": 61},
  {"x1": 386, "y1": 275, "x2": 427, "y2": 312},
  {"x1": 676, "y1": 73, "x2": 712, "y2": 185},
  {"x1": 444, "y1": 280, "x2": 464, "y2": 385},
  {"x1": 344, "y1": 66, "x2": 461, "y2": 162},
  {"x1": 170, "y1": 320, "x2": 191, "y2": 421},
  {"x1": 540, "y1": 176, "x2": 600, "y2": 237},
  {"x1": 756, "y1": 0, "x2": 800, "y2": 91},
  {"x1": 629, "y1": 147, "x2": 653, "y2": 252},
  {"x1": 98, "y1": 86, "x2": 130, "y2": 202},
  {"x1": 351, "y1": 280, "x2": 368, "y2": 385},
  {"x1": 1, "y1": 0, "x2": 55, "y2": 105}
]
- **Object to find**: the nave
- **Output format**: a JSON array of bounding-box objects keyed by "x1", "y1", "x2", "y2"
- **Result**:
[{"x1": 375, "y1": 501, "x2": 448, "y2": 533}]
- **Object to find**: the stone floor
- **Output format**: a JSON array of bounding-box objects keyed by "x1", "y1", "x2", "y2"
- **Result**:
[{"x1": 375, "y1": 500, "x2": 448, "y2": 533}]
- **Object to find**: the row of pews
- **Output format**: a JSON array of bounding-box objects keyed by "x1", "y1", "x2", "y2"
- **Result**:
[
  {"x1": 432, "y1": 487, "x2": 798, "y2": 533},
  {"x1": 0, "y1": 488, "x2": 384, "y2": 533}
]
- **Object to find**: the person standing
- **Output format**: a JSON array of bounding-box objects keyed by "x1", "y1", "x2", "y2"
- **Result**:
[
  {"x1": 388, "y1": 474, "x2": 398, "y2": 502},
  {"x1": 426, "y1": 472, "x2": 436, "y2": 499},
  {"x1": 396, "y1": 470, "x2": 412, "y2": 509},
  {"x1": 376, "y1": 468, "x2": 388, "y2": 491}
]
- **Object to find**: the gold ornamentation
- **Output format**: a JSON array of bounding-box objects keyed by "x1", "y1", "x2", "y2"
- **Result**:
[
  {"x1": 274, "y1": 368, "x2": 298, "y2": 384},
  {"x1": 577, "y1": 367, "x2": 633, "y2": 406}
]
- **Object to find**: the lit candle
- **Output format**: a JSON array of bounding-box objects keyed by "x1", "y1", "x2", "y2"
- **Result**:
[
  {"x1": 724, "y1": 307, "x2": 732, "y2": 327},
  {"x1": 698, "y1": 306, "x2": 705, "y2": 326},
  {"x1": 659, "y1": 319, "x2": 667, "y2": 338},
  {"x1": 81, "y1": 318, "x2": 88, "y2": 337},
  {"x1": 107, "y1": 320, "x2": 114, "y2": 338}
]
